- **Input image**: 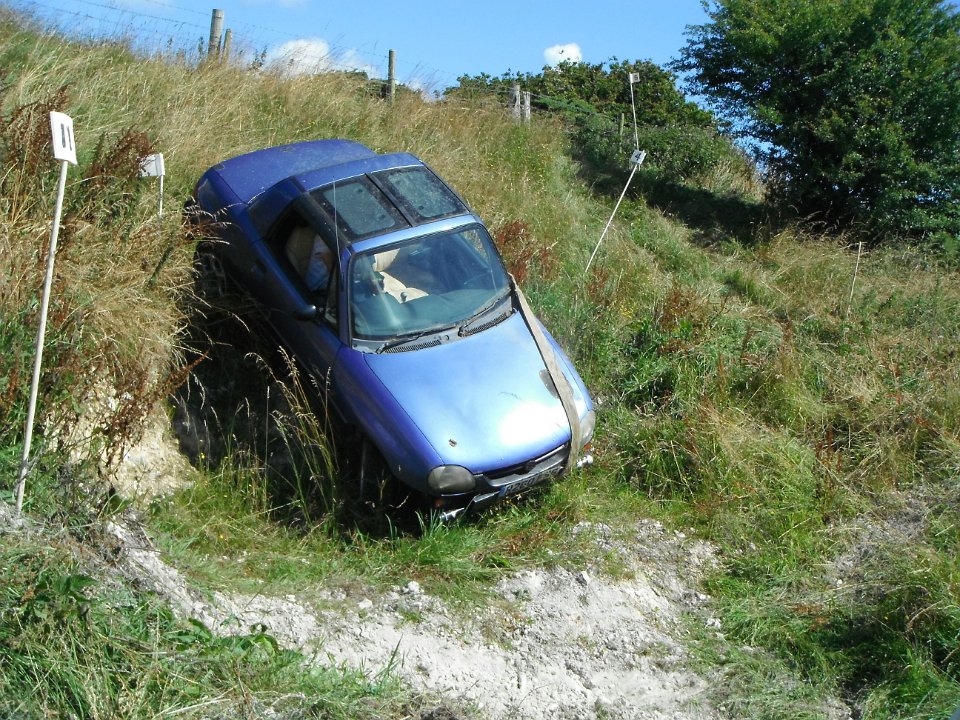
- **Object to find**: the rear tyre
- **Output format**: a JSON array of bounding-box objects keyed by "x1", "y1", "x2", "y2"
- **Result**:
[{"x1": 193, "y1": 244, "x2": 231, "y2": 305}]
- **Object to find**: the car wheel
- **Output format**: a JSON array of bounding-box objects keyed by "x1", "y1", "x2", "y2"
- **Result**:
[
  {"x1": 357, "y1": 437, "x2": 399, "y2": 514},
  {"x1": 194, "y1": 244, "x2": 229, "y2": 301},
  {"x1": 192, "y1": 245, "x2": 260, "y2": 323}
]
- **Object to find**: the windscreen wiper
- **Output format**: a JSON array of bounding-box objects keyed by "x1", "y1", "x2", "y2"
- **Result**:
[
  {"x1": 458, "y1": 291, "x2": 512, "y2": 337},
  {"x1": 376, "y1": 323, "x2": 457, "y2": 354}
]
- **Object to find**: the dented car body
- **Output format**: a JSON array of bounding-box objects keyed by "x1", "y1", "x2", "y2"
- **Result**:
[{"x1": 193, "y1": 140, "x2": 594, "y2": 516}]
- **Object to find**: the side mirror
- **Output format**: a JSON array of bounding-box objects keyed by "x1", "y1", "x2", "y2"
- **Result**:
[{"x1": 292, "y1": 303, "x2": 319, "y2": 321}]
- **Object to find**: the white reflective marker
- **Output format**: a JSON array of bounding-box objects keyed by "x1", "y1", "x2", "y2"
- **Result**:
[
  {"x1": 140, "y1": 152, "x2": 166, "y2": 217},
  {"x1": 139, "y1": 153, "x2": 165, "y2": 177},
  {"x1": 15, "y1": 113, "x2": 77, "y2": 515},
  {"x1": 49, "y1": 111, "x2": 77, "y2": 165},
  {"x1": 628, "y1": 72, "x2": 640, "y2": 84}
]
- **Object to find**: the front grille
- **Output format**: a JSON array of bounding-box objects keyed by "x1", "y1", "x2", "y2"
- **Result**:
[{"x1": 482, "y1": 444, "x2": 569, "y2": 487}]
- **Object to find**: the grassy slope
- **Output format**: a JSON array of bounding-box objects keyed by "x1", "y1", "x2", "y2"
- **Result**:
[{"x1": 1, "y1": 15, "x2": 958, "y2": 720}]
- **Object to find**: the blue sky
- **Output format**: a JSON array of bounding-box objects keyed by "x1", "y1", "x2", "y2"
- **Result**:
[{"x1": 17, "y1": 0, "x2": 710, "y2": 92}]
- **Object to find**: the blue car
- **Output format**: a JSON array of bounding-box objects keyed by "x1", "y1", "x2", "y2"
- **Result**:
[{"x1": 192, "y1": 140, "x2": 594, "y2": 519}]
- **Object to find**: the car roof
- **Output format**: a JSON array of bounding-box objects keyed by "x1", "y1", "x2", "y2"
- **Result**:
[
  {"x1": 199, "y1": 140, "x2": 478, "y2": 248},
  {"x1": 204, "y1": 139, "x2": 381, "y2": 205}
]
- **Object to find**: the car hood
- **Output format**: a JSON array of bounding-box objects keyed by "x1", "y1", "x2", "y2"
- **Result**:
[{"x1": 361, "y1": 312, "x2": 576, "y2": 473}]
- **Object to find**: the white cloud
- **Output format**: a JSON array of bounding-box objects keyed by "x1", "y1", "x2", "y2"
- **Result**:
[
  {"x1": 543, "y1": 43, "x2": 582, "y2": 66},
  {"x1": 265, "y1": 38, "x2": 378, "y2": 77},
  {"x1": 402, "y1": 76, "x2": 441, "y2": 102}
]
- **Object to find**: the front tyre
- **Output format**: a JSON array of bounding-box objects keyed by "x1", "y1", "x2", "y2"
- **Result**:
[{"x1": 357, "y1": 437, "x2": 398, "y2": 514}]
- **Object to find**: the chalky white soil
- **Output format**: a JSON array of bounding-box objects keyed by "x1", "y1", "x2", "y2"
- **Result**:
[
  {"x1": 17, "y1": 412, "x2": 729, "y2": 719},
  {"x1": 313, "y1": 520, "x2": 720, "y2": 720},
  {"x1": 109, "y1": 509, "x2": 722, "y2": 720}
]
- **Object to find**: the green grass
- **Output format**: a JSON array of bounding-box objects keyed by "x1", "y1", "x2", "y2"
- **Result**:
[
  {"x1": 0, "y1": 533, "x2": 412, "y2": 719},
  {"x1": 146, "y1": 455, "x2": 626, "y2": 606},
  {"x1": 1, "y1": 9, "x2": 959, "y2": 719}
]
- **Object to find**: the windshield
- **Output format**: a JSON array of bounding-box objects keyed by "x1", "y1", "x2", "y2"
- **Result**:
[{"x1": 349, "y1": 223, "x2": 511, "y2": 347}]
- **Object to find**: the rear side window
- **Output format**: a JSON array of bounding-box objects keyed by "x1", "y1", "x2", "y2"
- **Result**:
[{"x1": 377, "y1": 167, "x2": 466, "y2": 223}]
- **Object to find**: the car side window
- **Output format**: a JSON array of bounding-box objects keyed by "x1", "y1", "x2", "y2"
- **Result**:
[
  {"x1": 285, "y1": 224, "x2": 333, "y2": 294},
  {"x1": 268, "y1": 211, "x2": 337, "y2": 304}
]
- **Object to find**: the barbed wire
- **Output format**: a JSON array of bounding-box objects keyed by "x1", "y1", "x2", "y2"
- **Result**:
[
  {"x1": 6, "y1": 0, "x2": 472, "y2": 91},
  {"x1": 117, "y1": 0, "x2": 209, "y2": 19},
  {"x1": 5, "y1": 0, "x2": 645, "y2": 116},
  {"x1": 14, "y1": 0, "x2": 207, "y2": 31}
]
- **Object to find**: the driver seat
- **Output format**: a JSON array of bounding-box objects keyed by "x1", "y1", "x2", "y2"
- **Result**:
[{"x1": 373, "y1": 249, "x2": 427, "y2": 303}]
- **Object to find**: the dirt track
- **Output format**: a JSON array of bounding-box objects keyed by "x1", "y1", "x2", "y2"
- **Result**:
[{"x1": 109, "y1": 510, "x2": 722, "y2": 720}]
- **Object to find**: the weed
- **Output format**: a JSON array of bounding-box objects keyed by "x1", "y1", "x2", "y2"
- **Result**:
[
  {"x1": 0, "y1": 84, "x2": 70, "y2": 218},
  {"x1": 493, "y1": 219, "x2": 558, "y2": 284}
]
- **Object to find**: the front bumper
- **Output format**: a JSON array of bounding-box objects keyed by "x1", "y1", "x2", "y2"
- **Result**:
[{"x1": 434, "y1": 446, "x2": 595, "y2": 522}]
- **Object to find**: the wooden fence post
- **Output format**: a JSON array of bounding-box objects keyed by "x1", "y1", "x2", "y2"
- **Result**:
[
  {"x1": 207, "y1": 9, "x2": 223, "y2": 61},
  {"x1": 388, "y1": 49, "x2": 396, "y2": 103},
  {"x1": 221, "y1": 29, "x2": 232, "y2": 63}
]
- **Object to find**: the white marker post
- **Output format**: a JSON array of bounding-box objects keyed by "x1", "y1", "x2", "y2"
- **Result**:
[
  {"x1": 139, "y1": 152, "x2": 165, "y2": 217},
  {"x1": 628, "y1": 71, "x2": 641, "y2": 152},
  {"x1": 584, "y1": 71, "x2": 644, "y2": 276},
  {"x1": 585, "y1": 150, "x2": 646, "y2": 275},
  {"x1": 14, "y1": 112, "x2": 78, "y2": 516}
]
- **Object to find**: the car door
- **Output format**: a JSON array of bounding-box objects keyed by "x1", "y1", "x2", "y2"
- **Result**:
[{"x1": 253, "y1": 210, "x2": 345, "y2": 413}]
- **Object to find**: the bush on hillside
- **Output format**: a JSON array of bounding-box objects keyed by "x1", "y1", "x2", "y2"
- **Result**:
[
  {"x1": 449, "y1": 58, "x2": 712, "y2": 127},
  {"x1": 677, "y1": 0, "x2": 960, "y2": 242},
  {"x1": 573, "y1": 113, "x2": 749, "y2": 187},
  {"x1": 449, "y1": 58, "x2": 759, "y2": 217}
]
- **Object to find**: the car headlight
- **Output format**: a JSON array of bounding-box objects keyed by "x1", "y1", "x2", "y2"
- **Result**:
[
  {"x1": 427, "y1": 465, "x2": 477, "y2": 494},
  {"x1": 579, "y1": 409, "x2": 596, "y2": 447}
]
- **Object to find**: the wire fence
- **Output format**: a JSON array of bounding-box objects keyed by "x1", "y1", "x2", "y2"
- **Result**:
[
  {"x1": 5, "y1": 0, "x2": 469, "y2": 95},
  {"x1": 4, "y1": 0, "x2": 645, "y2": 134}
]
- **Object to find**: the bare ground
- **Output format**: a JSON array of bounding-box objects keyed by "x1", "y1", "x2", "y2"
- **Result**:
[
  {"x1": 106, "y1": 505, "x2": 723, "y2": 720},
  {"x1": 5, "y1": 403, "x2": 728, "y2": 719}
]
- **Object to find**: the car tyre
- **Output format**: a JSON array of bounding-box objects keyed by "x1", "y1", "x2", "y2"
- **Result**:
[
  {"x1": 357, "y1": 438, "x2": 399, "y2": 514},
  {"x1": 194, "y1": 244, "x2": 230, "y2": 302}
]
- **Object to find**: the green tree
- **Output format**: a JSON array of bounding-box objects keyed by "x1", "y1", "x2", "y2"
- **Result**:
[
  {"x1": 447, "y1": 59, "x2": 748, "y2": 190},
  {"x1": 676, "y1": 0, "x2": 960, "y2": 241},
  {"x1": 448, "y1": 59, "x2": 713, "y2": 128}
]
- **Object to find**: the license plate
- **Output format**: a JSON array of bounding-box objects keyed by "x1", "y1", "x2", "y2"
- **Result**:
[{"x1": 498, "y1": 473, "x2": 546, "y2": 498}]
